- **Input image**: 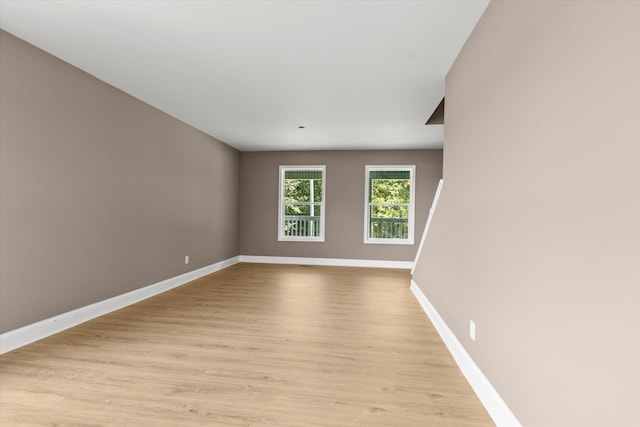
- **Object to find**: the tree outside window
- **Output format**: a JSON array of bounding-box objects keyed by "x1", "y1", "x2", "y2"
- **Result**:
[
  {"x1": 365, "y1": 166, "x2": 415, "y2": 244},
  {"x1": 278, "y1": 166, "x2": 325, "y2": 241}
]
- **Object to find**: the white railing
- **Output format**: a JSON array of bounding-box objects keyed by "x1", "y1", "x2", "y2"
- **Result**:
[
  {"x1": 369, "y1": 217, "x2": 409, "y2": 239},
  {"x1": 284, "y1": 216, "x2": 321, "y2": 237},
  {"x1": 284, "y1": 216, "x2": 407, "y2": 239}
]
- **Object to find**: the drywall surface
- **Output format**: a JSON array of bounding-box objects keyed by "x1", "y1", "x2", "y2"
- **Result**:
[
  {"x1": 239, "y1": 150, "x2": 442, "y2": 261},
  {"x1": 412, "y1": 2, "x2": 639, "y2": 426},
  {"x1": 0, "y1": 30, "x2": 240, "y2": 333}
]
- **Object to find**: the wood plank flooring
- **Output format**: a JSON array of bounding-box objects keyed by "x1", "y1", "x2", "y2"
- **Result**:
[{"x1": 0, "y1": 263, "x2": 494, "y2": 426}]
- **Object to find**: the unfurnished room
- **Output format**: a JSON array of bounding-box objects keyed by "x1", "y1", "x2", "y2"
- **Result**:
[{"x1": 0, "y1": 1, "x2": 638, "y2": 426}]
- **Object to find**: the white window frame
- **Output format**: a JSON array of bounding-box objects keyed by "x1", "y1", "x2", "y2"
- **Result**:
[
  {"x1": 364, "y1": 165, "x2": 415, "y2": 245},
  {"x1": 278, "y1": 165, "x2": 326, "y2": 242}
]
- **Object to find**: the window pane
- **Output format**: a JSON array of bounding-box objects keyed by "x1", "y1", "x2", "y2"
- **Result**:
[
  {"x1": 312, "y1": 205, "x2": 321, "y2": 237},
  {"x1": 283, "y1": 203, "x2": 321, "y2": 237},
  {"x1": 371, "y1": 205, "x2": 408, "y2": 219},
  {"x1": 285, "y1": 203, "x2": 311, "y2": 216},
  {"x1": 313, "y1": 179, "x2": 323, "y2": 202},
  {"x1": 284, "y1": 215, "x2": 307, "y2": 236},
  {"x1": 370, "y1": 179, "x2": 410, "y2": 203},
  {"x1": 365, "y1": 166, "x2": 414, "y2": 243},
  {"x1": 284, "y1": 179, "x2": 311, "y2": 202},
  {"x1": 284, "y1": 205, "x2": 308, "y2": 237},
  {"x1": 369, "y1": 206, "x2": 409, "y2": 239},
  {"x1": 279, "y1": 166, "x2": 325, "y2": 241}
]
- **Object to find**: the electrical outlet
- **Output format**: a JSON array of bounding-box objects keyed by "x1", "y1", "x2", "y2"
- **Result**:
[
  {"x1": 470, "y1": 320, "x2": 476, "y2": 341},
  {"x1": 185, "y1": 255, "x2": 189, "y2": 264}
]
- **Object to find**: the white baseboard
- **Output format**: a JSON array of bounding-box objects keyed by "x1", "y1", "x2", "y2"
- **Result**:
[
  {"x1": 410, "y1": 280, "x2": 522, "y2": 427},
  {"x1": 0, "y1": 256, "x2": 240, "y2": 355},
  {"x1": 239, "y1": 255, "x2": 413, "y2": 269}
]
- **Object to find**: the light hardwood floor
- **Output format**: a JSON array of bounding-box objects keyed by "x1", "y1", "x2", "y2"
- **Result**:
[{"x1": 0, "y1": 263, "x2": 494, "y2": 426}]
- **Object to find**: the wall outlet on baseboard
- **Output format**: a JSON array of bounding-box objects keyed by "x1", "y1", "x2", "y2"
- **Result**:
[
  {"x1": 470, "y1": 320, "x2": 476, "y2": 341},
  {"x1": 185, "y1": 255, "x2": 189, "y2": 264}
]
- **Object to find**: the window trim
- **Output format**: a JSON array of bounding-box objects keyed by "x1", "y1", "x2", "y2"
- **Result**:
[
  {"x1": 364, "y1": 165, "x2": 416, "y2": 245},
  {"x1": 278, "y1": 165, "x2": 326, "y2": 242}
]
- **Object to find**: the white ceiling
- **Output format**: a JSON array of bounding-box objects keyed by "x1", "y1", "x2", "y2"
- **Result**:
[{"x1": 0, "y1": 0, "x2": 488, "y2": 151}]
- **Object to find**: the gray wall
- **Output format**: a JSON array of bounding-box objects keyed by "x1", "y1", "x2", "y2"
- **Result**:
[
  {"x1": 239, "y1": 150, "x2": 442, "y2": 261},
  {"x1": 0, "y1": 31, "x2": 240, "y2": 333},
  {"x1": 412, "y1": 2, "x2": 639, "y2": 426}
]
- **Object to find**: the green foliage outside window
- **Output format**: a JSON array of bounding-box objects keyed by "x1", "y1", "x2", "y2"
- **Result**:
[
  {"x1": 370, "y1": 179, "x2": 410, "y2": 217},
  {"x1": 284, "y1": 179, "x2": 323, "y2": 216},
  {"x1": 369, "y1": 175, "x2": 411, "y2": 239},
  {"x1": 281, "y1": 170, "x2": 324, "y2": 238}
]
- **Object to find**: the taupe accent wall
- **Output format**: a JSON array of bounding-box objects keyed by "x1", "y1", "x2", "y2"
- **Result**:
[
  {"x1": 412, "y1": 2, "x2": 639, "y2": 426},
  {"x1": 0, "y1": 31, "x2": 240, "y2": 333},
  {"x1": 239, "y1": 150, "x2": 442, "y2": 261}
]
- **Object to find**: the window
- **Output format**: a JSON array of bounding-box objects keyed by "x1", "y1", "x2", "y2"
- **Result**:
[
  {"x1": 278, "y1": 166, "x2": 326, "y2": 242},
  {"x1": 364, "y1": 165, "x2": 415, "y2": 244}
]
